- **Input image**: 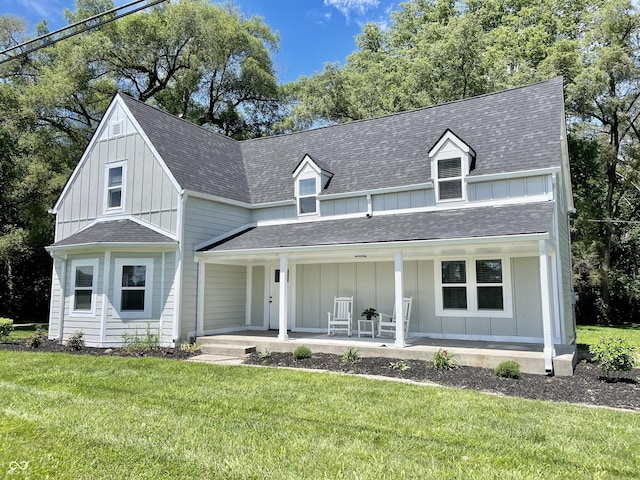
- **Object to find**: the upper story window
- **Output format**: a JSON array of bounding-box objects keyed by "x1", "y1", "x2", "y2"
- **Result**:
[
  {"x1": 429, "y1": 130, "x2": 475, "y2": 204},
  {"x1": 104, "y1": 161, "x2": 126, "y2": 213},
  {"x1": 70, "y1": 259, "x2": 99, "y2": 317},
  {"x1": 298, "y1": 177, "x2": 318, "y2": 215}
]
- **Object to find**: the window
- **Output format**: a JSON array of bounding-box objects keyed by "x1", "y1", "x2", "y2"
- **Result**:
[
  {"x1": 298, "y1": 177, "x2": 317, "y2": 215},
  {"x1": 437, "y1": 157, "x2": 463, "y2": 201},
  {"x1": 70, "y1": 259, "x2": 98, "y2": 316},
  {"x1": 435, "y1": 258, "x2": 511, "y2": 317},
  {"x1": 104, "y1": 161, "x2": 126, "y2": 213},
  {"x1": 114, "y1": 258, "x2": 153, "y2": 318}
]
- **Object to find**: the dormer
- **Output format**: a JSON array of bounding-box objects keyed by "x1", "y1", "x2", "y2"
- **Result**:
[
  {"x1": 292, "y1": 155, "x2": 333, "y2": 216},
  {"x1": 429, "y1": 130, "x2": 476, "y2": 203}
]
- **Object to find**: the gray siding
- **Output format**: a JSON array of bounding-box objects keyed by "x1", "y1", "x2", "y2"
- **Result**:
[
  {"x1": 250, "y1": 266, "x2": 265, "y2": 327},
  {"x1": 371, "y1": 190, "x2": 434, "y2": 211},
  {"x1": 250, "y1": 205, "x2": 296, "y2": 222},
  {"x1": 47, "y1": 257, "x2": 64, "y2": 339},
  {"x1": 556, "y1": 174, "x2": 575, "y2": 343},
  {"x1": 203, "y1": 264, "x2": 247, "y2": 331},
  {"x1": 56, "y1": 132, "x2": 179, "y2": 241},
  {"x1": 320, "y1": 196, "x2": 368, "y2": 216},
  {"x1": 181, "y1": 197, "x2": 251, "y2": 337},
  {"x1": 468, "y1": 175, "x2": 550, "y2": 202}
]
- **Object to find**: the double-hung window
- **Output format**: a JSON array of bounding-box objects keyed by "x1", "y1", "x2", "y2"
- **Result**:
[
  {"x1": 437, "y1": 157, "x2": 463, "y2": 201},
  {"x1": 114, "y1": 258, "x2": 153, "y2": 318},
  {"x1": 104, "y1": 161, "x2": 126, "y2": 213},
  {"x1": 436, "y1": 258, "x2": 511, "y2": 317},
  {"x1": 297, "y1": 177, "x2": 318, "y2": 215},
  {"x1": 71, "y1": 259, "x2": 98, "y2": 316}
]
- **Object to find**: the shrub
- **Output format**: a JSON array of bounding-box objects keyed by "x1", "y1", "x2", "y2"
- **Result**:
[
  {"x1": 0, "y1": 317, "x2": 14, "y2": 341},
  {"x1": 589, "y1": 337, "x2": 637, "y2": 381},
  {"x1": 388, "y1": 360, "x2": 411, "y2": 371},
  {"x1": 179, "y1": 339, "x2": 202, "y2": 353},
  {"x1": 258, "y1": 348, "x2": 271, "y2": 359},
  {"x1": 26, "y1": 325, "x2": 46, "y2": 348},
  {"x1": 121, "y1": 324, "x2": 160, "y2": 353},
  {"x1": 341, "y1": 346, "x2": 360, "y2": 363},
  {"x1": 293, "y1": 345, "x2": 312, "y2": 360},
  {"x1": 495, "y1": 360, "x2": 521, "y2": 379},
  {"x1": 431, "y1": 349, "x2": 459, "y2": 370},
  {"x1": 66, "y1": 331, "x2": 85, "y2": 351}
]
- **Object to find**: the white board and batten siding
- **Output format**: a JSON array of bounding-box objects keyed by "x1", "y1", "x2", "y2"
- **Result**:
[
  {"x1": 55, "y1": 104, "x2": 179, "y2": 242},
  {"x1": 555, "y1": 175, "x2": 575, "y2": 343},
  {"x1": 294, "y1": 258, "x2": 543, "y2": 340},
  {"x1": 468, "y1": 175, "x2": 550, "y2": 202},
  {"x1": 202, "y1": 264, "x2": 247, "y2": 332},
  {"x1": 181, "y1": 196, "x2": 251, "y2": 336}
]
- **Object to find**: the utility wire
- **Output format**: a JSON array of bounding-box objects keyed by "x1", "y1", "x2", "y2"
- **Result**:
[{"x1": 0, "y1": 0, "x2": 168, "y2": 65}]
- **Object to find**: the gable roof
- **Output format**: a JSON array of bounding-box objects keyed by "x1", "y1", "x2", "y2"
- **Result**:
[
  {"x1": 199, "y1": 202, "x2": 554, "y2": 253},
  {"x1": 49, "y1": 220, "x2": 176, "y2": 249}
]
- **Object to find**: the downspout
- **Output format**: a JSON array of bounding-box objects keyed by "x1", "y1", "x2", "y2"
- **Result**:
[
  {"x1": 366, "y1": 193, "x2": 372, "y2": 217},
  {"x1": 173, "y1": 190, "x2": 186, "y2": 345}
]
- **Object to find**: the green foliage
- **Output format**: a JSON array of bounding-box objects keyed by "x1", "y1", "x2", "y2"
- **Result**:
[
  {"x1": 341, "y1": 346, "x2": 360, "y2": 363},
  {"x1": 589, "y1": 337, "x2": 637, "y2": 380},
  {"x1": 25, "y1": 324, "x2": 46, "y2": 348},
  {"x1": 292, "y1": 345, "x2": 312, "y2": 360},
  {"x1": 179, "y1": 338, "x2": 202, "y2": 353},
  {"x1": 495, "y1": 361, "x2": 521, "y2": 379},
  {"x1": 257, "y1": 348, "x2": 271, "y2": 359},
  {"x1": 121, "y1": 325, "x2": 160, "y2": 353},
  {"x1": 65, "y1": 331, "x2": 85, "y2": 351},
  {"x1": 361, "y1": 307, "x2": 378, "y2": 318},
  {"x1": 0, "y1": 317, "x2": 13, "y2": 340},
  {"x1": 388, "y1": 360, "x2": 411, "y2": 371},
  {"x1": 431, "y1": 349, "x2": 459, "y2": 370}
]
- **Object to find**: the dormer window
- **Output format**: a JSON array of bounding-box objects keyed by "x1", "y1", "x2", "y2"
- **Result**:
[
  {"x1": 298, "y1": 177, "x2": 318, "y2": 215},
  {"x1": 104, "y1": 161, "x2": 126, "y2": 213},
  {"x1": 429, "y1": 130, "x2": 475, "y2": 204}
]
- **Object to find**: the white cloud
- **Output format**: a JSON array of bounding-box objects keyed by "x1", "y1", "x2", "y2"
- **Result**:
[
  {"x1": 17, "y1": 0, "x2": 57, "y2": 19},
  {"x1": 324, "y1": 0, "x2": 380, "y2": 22}
]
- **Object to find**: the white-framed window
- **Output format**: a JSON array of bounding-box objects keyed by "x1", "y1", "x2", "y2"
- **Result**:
[
  {"x1": 297, "y1": 177, "x2": 318, "y2": 215},
  {"x1": 70, "y1": 259, "x2": 99, "y2": 317},
  {"x1": 104, "y1": 161, "x2": 126, "y2": 213},
  {"x1": 436, "y1": 157, "x2": 464, "y2": 201},
  {"x1": 113, "y1": 258, "x2": 153, "y2": 319},
  {"x1": 435, "y1": 257, "x2": 512, "y2": 317}
]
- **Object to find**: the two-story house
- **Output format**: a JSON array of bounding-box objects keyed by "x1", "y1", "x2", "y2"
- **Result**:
[{"x1": 46, "y1": 77, "x2": 576, "y2": 374}]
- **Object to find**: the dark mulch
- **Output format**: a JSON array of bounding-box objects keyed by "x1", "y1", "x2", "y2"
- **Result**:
[
  {"x1": 0, "y1": 339, "x2": 197, "y2": 360},
  {"x1": 245, "y1": 352, "x2": 640, "y2": 411}
]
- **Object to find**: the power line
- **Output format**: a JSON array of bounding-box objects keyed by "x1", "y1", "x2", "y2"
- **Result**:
[{"x1": 0, "y1": 0, "x2": 168, "y2": 65}]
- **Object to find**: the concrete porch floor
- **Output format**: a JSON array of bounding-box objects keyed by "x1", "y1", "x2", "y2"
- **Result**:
[{"x1": 197, "y1": 331, "x2": 577, "y2": 376}]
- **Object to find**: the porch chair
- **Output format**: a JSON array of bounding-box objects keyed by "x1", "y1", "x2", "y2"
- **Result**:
[
  {"x1": 377, "y1": 297, "x2": 412, "y2": 338},
  {"x1": 327, "y1": 296, "x2": 354, "y2": 336}
]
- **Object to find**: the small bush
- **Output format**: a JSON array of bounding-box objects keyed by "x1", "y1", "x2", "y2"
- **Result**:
[
  {"x1": 26, "y1": 325, "x2": 46, "y2": 348},
  {"x1": 431, "y1": 349, "x2": 459, "y2": 370},
  {"x1": 66, "y1": 331, "x2": 85, "y2": 351},
  {"x1": 179, "y1": 340, "x2": 202, "y2": 353},
  {"x1": 495, "y1": 360, "x2": 521, "y2": 379},
  {"x1": 0, "y1": 317, "x2": 14, "y2": 341},
  {"x1": 258, "y1": 348, "x2": 271, "y2": 359},
  {"x1": 388, "y1": 360, "x2": 411, "y2": 371},
  {"x1": 293, "y1": 345, "x2": 312, "y2": 360},
  {"x1": 121, "y1": 324, "x2": 160, "y2": 353},
  {"x1": 589, "y1": 337, "x2": 637, "y2": 381},
  {"x1": 341, "y1": 346, "x2": 360, "y2": 363}
]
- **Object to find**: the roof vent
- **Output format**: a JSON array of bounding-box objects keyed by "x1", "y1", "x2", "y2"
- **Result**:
[{"x1": 111, "y1": 121, "x2": 123, "y2": 137}]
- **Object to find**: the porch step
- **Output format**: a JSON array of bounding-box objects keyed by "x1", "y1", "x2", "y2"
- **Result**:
[{"x1": 200, "y1": 343, "x2": 256, "y2": 356}]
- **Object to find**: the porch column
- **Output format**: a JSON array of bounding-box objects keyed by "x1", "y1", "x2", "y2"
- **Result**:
[
  {"x1": 394, "y1": 250, "x2": 405, "y2": 347},
  {"x1": 539, "y1": 240, "x2": 555, "y2": 373},
  {"x1": 278, "y1": 255, "x2": 288, "y2": 341},
  {"x1": 196, "y1": 260, "x2": 205, "y2": 337}
]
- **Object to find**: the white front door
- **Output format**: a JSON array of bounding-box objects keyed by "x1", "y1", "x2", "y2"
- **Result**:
[{"x1": 268, "y1": 266, "x2": 281, "y2": 329}]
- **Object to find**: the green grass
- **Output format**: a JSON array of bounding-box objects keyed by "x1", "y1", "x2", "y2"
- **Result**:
[
  {"x1": 7, "y1": 324, "x2": 49, "y2": 341},
  {"x1": 577, "y1": 324, "x2": 640, "y2": 351},
  {"x1": 1, "y1": 352, "x2": 639, "y2": 479}
]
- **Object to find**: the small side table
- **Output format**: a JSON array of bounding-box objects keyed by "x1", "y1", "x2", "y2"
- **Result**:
[{"x1": 357, "y1": 318, "x2": 376, "y2": 338}]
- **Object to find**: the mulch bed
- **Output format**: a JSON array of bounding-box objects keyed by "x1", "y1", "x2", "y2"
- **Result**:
[{"x1": 244, "y1": 352, "x2": 640, "y2": 411}]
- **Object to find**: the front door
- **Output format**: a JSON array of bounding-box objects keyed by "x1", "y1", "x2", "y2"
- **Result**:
[{"x1": 268, "y1": 266, "x2": 281, "y2": 329}]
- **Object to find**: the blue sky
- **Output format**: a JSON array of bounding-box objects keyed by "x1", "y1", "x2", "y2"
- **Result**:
[{"x1": 2, "y1": 0, "x2": 396, "y2": 83}]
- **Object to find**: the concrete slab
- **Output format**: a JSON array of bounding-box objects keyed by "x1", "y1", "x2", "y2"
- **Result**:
[{"x1": 186, "y1": 354, "x2": 245, "y2": 366}]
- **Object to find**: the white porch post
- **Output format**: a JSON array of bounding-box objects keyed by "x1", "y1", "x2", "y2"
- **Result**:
[
  {"x1": 394, "y1": 250, "x2": 405, "y2": 347},
  {"x1": 196, "y1": 260, "x2": 205, "y2": 337},
  {"x1": 278, "y1": 255, "x2": 288, "y2": 341},
  {"x1": 539, "y1": 240, "x2": 555, "y2": 373}
]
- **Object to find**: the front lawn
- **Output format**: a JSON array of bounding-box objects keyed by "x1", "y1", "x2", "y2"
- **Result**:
[
  {"x1": 1, "y1": 352, "x2": 638, "y2": 479},
  {"x1": 7, "y1": 324, "x2": 48, "y2": 341},
  {"x1": 577, "y1": 324, "x2": 640, "y2": 351}
]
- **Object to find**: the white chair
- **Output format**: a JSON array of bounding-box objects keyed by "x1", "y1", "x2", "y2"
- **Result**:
[
  {"x1": 327, "y1": 296, "x2": 353, "y2": 336},
  {"x1": 378, "y1": 297, "x2": 412, "y2": 338}
]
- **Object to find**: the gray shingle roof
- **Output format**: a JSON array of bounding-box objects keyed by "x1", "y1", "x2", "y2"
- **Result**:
[
  {"x1": 51, "y1": 220, "x2": 176, "y2": 247},
  {"x1": 119, "y1": 78, "x2": 564, "y2": 205},
  {"x1": 119, "y1": 95, "x2": 251, "y2": 203},
  {"x1": 200, "y1": 202, "x2": 554, "y2": 252}
]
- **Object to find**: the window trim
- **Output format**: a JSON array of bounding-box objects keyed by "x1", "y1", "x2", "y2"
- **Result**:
[
  {"x1": 70, "y1": 259, "x2": 99, "y2": 317},
  {"x1": 434, "y1": 256, "x2": 512, "y2": 318},
  {"x1": 296, "y1": 176, "x2": 319, "y2": 216},
  {"x1": 113, "y1": 258, "x2": 154, "y2": 319},
  {"x1": 103, "y1": 160, "x2": 127, "y2": 214}
]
